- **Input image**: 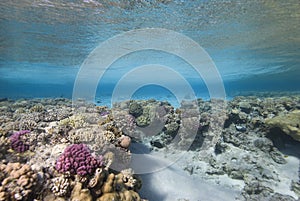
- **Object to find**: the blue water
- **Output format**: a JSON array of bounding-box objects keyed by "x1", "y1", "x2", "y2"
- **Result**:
[{"x1": 1, "y1": 0, "x2": 299, "y2": 105}]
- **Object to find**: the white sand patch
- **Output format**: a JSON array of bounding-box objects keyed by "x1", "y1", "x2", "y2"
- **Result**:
[
  {"x1": 272, "y1": 145, "x2": 300, "y2": 199},
  {"x1": 134, "y1": 150, "x2": 240, "y2": 201}
]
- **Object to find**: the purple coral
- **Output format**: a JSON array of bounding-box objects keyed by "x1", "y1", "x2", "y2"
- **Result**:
[
  {"x1": 55, "y1": 144, "x2": 103, "y2": 176},
  {"x1": 10, "y1": 130, "x2": 30, "y2": 153}
]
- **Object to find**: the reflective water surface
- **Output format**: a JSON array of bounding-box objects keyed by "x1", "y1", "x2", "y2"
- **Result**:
[{"x1": 0, "y1": 0, "x2": 299, "y2": 98}]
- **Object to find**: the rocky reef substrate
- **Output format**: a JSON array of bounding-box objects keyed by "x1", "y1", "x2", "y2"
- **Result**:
[{"x1": 0, "y1": 95, "x2": 299, "y2": 201}]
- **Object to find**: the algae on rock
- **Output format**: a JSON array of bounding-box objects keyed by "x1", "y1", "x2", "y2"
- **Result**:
[{"x1": 266, "y1": 110, "x2": 300, "y2": 142}]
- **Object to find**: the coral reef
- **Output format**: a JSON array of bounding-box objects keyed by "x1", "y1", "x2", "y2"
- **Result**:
[
  {"x1": 55, "y1": 144, "x2": 104, "y2": 176},
  {"x1": 0, "y1": 162, "x2": 39, "y2": 201},
  {"x1": 89, "y1": 168, "x2": 144, "y2": 201},
  {"x1": 1, "y1": 96, "x2": 300, "y2": 201},
  {"x1": 9, "y1": 130, "x2": 31, "y2": 153}
]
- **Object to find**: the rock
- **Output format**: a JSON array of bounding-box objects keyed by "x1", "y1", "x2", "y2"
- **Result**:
[
  {"x1": 150, "y1": 140, "x2": 164, "y2": 149},
  {"x1": 253, "y1": 138, "x2": 273, "y2": 152},
  {"x1": 269, "y1": 193, "x2": 297, "y2": 201},
  {"x1": 235, "y1": 125, "x2": 247, "y2": 132},
  {"x1": 269, "y1": 149, "x2": 287, "y2": 164},
  {"x1": 239, "y1": 102, "x2": 252, "y2": 113},
  {"x1": 291, "y1": 181, "x2": 300, "y2": 197},
  {"x1": 265, "y1": 110, "x2": 300, "y2": 142}
]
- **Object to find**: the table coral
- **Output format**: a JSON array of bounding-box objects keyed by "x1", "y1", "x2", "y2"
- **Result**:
[
  {"x1": 0, "y1": 162, "x2": 38, "y2": 201},
  {"x1": 55, "y1": 144, "x2": 104, "y2": 176},
  {"x1": 9, "y1": 130, "x2": 31, "y2": 153}
]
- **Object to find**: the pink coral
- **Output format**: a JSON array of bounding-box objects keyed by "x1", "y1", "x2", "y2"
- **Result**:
[
  {"x1": 9, "y1": 130, "x2": 31, "y2": 153},
  {"x1": 55, "y1": 144, "x2": 103, "y2": 176}
]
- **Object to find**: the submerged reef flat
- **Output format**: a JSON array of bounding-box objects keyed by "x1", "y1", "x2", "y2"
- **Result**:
[{"x1": 0, "y1": 96, "x2": 299, "y2": 201}]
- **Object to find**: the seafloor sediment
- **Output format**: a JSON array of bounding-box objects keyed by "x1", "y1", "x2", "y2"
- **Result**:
[{"x1": 0, "y1": 96, "x2": 299, "y2": 201}]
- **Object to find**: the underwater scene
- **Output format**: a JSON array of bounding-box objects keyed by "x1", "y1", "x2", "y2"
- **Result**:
[{"x1": 0, "y1": 0, "x2": 300, "y2": 200}]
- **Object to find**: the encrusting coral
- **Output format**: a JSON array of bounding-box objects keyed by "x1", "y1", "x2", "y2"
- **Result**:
[
  {"x1": 55, "y1": 143, "x2": 104, "y2": 176},
  {"x1": 0, "y1": 162, "x2": 39, "y2": 201}
]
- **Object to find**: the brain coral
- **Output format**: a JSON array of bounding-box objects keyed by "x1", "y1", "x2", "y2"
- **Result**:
[{"x1": 55, "y1": 143, "x2": 104, "y2": 176}]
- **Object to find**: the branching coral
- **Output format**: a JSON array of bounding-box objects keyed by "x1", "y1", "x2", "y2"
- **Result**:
[
  {"x1": 9, "y1": 130, "x2": 31, "y2": 153},
  {"x1": 0, "y1": 162, "x2": 39, "y2": 201},
  {"x1": 119, "y1": 168, "x2": 137, "y2": 189},
  {"x1": 29, "y1": 103, "x2": 45, "y2": 113},
  {"x1": 51, "y1": 174, "x2": 72, "y2": 197},
  {"x1": 104, "y1": 124, "x2": 123, "y2": 142},
  {"x1": 59, "y1": 115, "x2": 87, "y2": 129},
  {"x1": 55, "y1": 144, "x2": 104, "y2": 176}
]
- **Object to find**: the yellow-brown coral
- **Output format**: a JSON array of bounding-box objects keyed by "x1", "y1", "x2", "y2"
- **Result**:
[
  {"x1": 93, "y1": 168, "x2": 145, "y2": 201},
  {"x1": 0, "y1": 162, "x2": 38, "y2": 201},
  {"x1": 88, "y1": 168, "x2": 108, "y2": 196},
  {"x1": 59, "y1": 115, "x2": 87, "y2": 129},
  {"x1": 70, "y1": 181, "x2": 92, "y2": 201}
]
